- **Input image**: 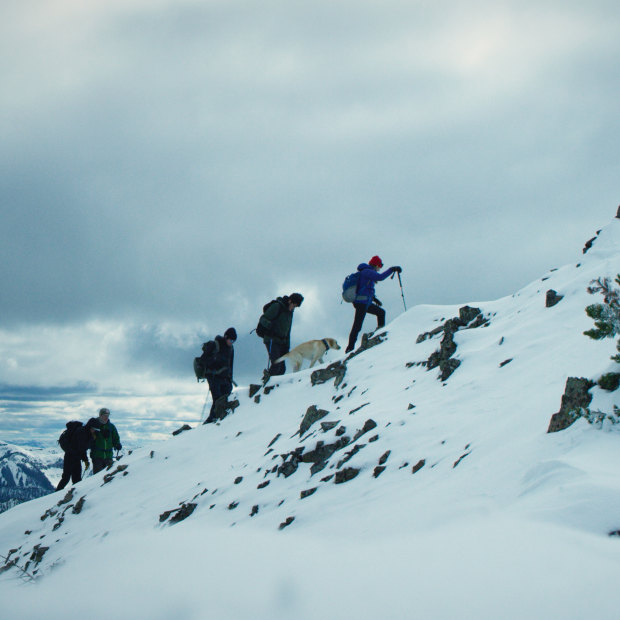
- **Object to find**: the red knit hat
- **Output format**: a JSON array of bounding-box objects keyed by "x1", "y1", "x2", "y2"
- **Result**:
[{"x1": 369, "y1": 255, "x2": 383, "y2": 268}]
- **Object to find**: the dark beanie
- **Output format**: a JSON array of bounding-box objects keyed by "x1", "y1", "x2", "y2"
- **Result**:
[
  {"x1": 224, "y1": 327, "x2": 237, "y2": 341},
  {"x1": 289, "y1": 293, "x2": 304, "y2": 306}
]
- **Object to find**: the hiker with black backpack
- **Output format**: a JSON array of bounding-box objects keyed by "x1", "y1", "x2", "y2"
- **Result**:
[
  {"x1": 56, "y1": 420, "x2": 91, "y2": 491},
  {"x1": 86, "y1": 408, "x2": 122, "y2": 474},
  {"x1": 201, "y1": 327, "x2": 237, "y2": 424},
  {"x1": 344, "y1": 256, "x2": 402, "y2": 353},
  {"x1": 256, "y1": 293, "x2": 304, "y2": 378}
]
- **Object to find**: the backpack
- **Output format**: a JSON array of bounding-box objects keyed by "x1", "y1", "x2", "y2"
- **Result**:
[
  {"x1": 193, "y1": 339, "x2": 221, "y2": 382},
  {"x1": 255, "y1": 299, "x2": 280, "y2": 338},
  {"x1": 342, "y1": 271, "x2": 360, "y2": 303},
  {"x1": 58, "y1": 421, "x2": 85, "y2": 452}
]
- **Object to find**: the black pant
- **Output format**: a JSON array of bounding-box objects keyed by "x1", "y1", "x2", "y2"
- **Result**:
[
  {"x1": 264, "y1": 339, "x2": 289, "y2": 376},
  {"x1": 347, "y1": 302, "x2": 385, "y2": 352},
  {"x1": 56, "y1": 453, "x2": 83, "y2": 490},
  {"x1": 206, "y1": 375, "x2": 233, "y2": 422}
]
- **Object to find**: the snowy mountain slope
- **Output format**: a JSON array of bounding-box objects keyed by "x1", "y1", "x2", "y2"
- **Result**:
[
  {"x1": 0, "y1": 216, "x2": 619, "y2": 620},
  {"x1": 0, "y1": 443, "x2": 59, "y2": 513}
]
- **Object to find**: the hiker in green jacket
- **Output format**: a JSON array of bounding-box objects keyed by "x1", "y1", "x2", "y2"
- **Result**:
[{"x1": 86, "y1": 408, "x2": 122, "y2": 474}]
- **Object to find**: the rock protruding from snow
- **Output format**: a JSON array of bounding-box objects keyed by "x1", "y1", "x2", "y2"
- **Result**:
[{"x1": 547, "y1": 377, "x2": 596, "y2": 433}]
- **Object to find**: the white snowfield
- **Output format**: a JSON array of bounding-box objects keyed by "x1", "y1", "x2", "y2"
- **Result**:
[{"x1": 1, "y1": 218, "x2": 619, "y2": 620}]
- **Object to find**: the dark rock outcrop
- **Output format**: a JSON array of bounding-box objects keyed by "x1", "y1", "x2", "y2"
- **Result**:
[
  {"x1": 172, "y1": 424, "x2": 191, "y2": 436},
  {"x1": 299, "y1": 405, "x2": 329, "y2": 436},
  {"x1": 547, "y1": 377, "x2": 596, "y2": 433},
  {"x1": 334, "y1": 467, "x2": 360, "y2": 484},
  {"x1": 311, "y1": 361, "x2": 347, "y2": 387},
  {"x1": 545, "y1": 290, "x2": 564, "y2": 308},
  {"x1": 423, "y1": 306, "x2": 487, "y2": 381}
]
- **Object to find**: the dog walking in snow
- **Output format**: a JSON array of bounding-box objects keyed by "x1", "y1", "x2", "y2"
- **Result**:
[{"x1": 274, "y1": 338, "x2": 341, "y2": 372}]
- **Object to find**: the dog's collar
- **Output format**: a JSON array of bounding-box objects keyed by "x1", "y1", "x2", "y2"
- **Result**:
[{"x1": 321, "y1": 339, "x2": 330, "y2": 351}]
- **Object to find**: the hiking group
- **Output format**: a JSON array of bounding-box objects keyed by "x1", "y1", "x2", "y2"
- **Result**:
[
  {"x1": 56, "y1": 407, "x2": 122, "y2": 491},
  {"x1": 194, "y1": 255, "x2": 403, "y2": 422},
  {"x1": 55, "y1": 255, "x2": 403, "y2": 490}
]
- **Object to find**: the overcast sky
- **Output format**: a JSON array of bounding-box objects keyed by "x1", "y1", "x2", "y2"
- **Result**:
[{"x1": 1, "y1": 0, "x2": 618, "y2": 446}]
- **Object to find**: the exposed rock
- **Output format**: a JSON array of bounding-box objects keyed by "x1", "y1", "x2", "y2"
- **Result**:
[
  {"x1": 583, "y1": 235, "x2": 598, "y2": 254},
  {"x1": 172, "y1": 424, "x2": 192, "y2": 436},
  {"x1": 349, "y1": 403, "x2": 369, "y2": 415},
  {"x1": 334, "y1": 467, "x2": 360, "y2": 484},
  {"x1": 277, "y1": 448, "x2": 304, "y2": 478},
  {"x1": 300, "y1": 405, "x2": 330, "y2": 436},
  {"x1": 411, "y1": 459, "x2": 425, "y2": 474},
  {"x1": 352, "y1": 419, "x2": 377, "y2": 441},
  {"x1": 416, "y1": 325, "x2": 444, "y2": 343},
  {"x1": 439, "y1": 358, "x2": 461, "y2": 382},
  {"x1": 250, "y1": 505, "x2": 259, "y2": 517},
  {"x1": 547, "y1": 377, "x2": 597, "y2": 433},
  {"x1": 379, "y1": 451, "x2": 391, "y2": 466},
  {"x1": 249, "y1": 384, "x2": 261, "y2": 398},
  {"x1": 300, "y1": 487, "x2": 317, "y2": 499},
  {"x1": 499, "y1": 359, "x2": 513, "y2": 368},
  {"x1": 279, "y1": 516, "x2": 295, "y2": 530},
  {"x1": 424, "y1": 306, "x2": 486, "y2": 381},
  {"x1": 311, "y1": 361, "x2": 347, "y2": 387},
  {"x1": 228, "y1": 501, "x2": 239, "y2": 510},
  {"x1": 102, "y1": 464, "x2": 128, "y2": 485},
  {"x1": 373, "y1": 466, "x2": 386, "y2": 478},
  {"x1": 300, "y1": 437, "x2": 350, "y2": 476},
  {"x1": 160, "y1": 502, "x2": 197, "y2": 525},
  {"x1": 458, "y1": 305, "x2": 482, "y2": 324},
  {"x1": 268, "y1": 433, "x2": 281, "y2": 448},
  {"x1": 545, "y1": 290, "x2": 564, "y2": 308},
  {"x1": 29, "y1": 544, "x2": 49, "y2": 566},
  {"x1": 257, "y1": 480, "x2": 270, "y2": 489},
  {"x1": 453, "y1": 451, "x2": 471, "y2": 468},
  {"x1": 337, "y1": 444, "x2": 365, "y2": 468},
  {"x1": 57, "y1": 488, "x2": 76, "y2": 506},
  {"x1": 234, "y1": 476, "x2": 243, "y2": 485},
  {"x1": 616, "y1": 205, "x2": 620, "y2": 219},
  {"x1": 71, "y1": 496, "x2": 86, "y2": 514},
  {"x1": 320, "y1": 421, "x2": 339, "y2": 432}
]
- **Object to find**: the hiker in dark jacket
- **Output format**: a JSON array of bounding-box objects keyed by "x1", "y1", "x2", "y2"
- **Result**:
[
  {"x1": 204, "y1": 327, "x2": 237, "y2": 423},
  {"x1": 86, "y1": 408, "x2": 122, "y2": 474},
  {"x1": 56, "y1": 422, "x2": 90, "y2": 491},
  {"x1": 345, "y1": 256, "x2": 402, "y2": 353},
  {"x1": 259, "y1": 293, "x2": 304, "y2": 377}
]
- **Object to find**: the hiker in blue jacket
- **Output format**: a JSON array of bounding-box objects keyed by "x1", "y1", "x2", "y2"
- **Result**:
[{"x1": 345, "y1": 256, "x2": 402, "y2": 353}]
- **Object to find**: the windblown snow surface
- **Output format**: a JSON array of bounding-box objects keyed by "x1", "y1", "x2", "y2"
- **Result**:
[{"x1": 1, "y1": 218, "x2": 619, "y2": 620}]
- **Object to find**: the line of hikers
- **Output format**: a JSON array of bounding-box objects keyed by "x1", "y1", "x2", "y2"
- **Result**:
[
  {"x1": 195, "y1": 256, "x2": 402, "y2": 424},
  {"x1": 56, "y1": 407, "x2": 122, "y2": 491},
  {"x1": 55, "y1": 256, "x2": 403, "y2": 490}
]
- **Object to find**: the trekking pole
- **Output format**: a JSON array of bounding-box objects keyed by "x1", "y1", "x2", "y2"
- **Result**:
[{"x1": 397, "y1": 272, "x2": 407, "y2": 311}]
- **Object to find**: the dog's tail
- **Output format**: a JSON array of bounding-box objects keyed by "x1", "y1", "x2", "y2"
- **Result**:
[{"x1": 274, "y1": 353, "x2": 288, "y2": 364}]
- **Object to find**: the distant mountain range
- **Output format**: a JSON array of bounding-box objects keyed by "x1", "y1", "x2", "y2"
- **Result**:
[{"x1": 0, "y1": 442, "x2": 61, "y2": 513}]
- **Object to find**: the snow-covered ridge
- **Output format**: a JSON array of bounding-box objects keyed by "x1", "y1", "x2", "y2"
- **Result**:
[{"x1": 0, "y1": 216, "x2": 619, "y2": 619}]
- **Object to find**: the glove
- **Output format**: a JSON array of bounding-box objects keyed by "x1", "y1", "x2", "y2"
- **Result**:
[
  {"x1": 116, "y1": 444, "x2": 122, "y2": 451},
  {"x1": 373, "y1": 297, "x2": 383, "y2": 307},
  {"x1": 391, "y1": 266, "x2": 402, "y2": 273}
]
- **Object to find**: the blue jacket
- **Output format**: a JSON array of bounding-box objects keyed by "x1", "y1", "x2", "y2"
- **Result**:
[{"x1": 354, "y1": 263, "x2": 396, "y2": 305}]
